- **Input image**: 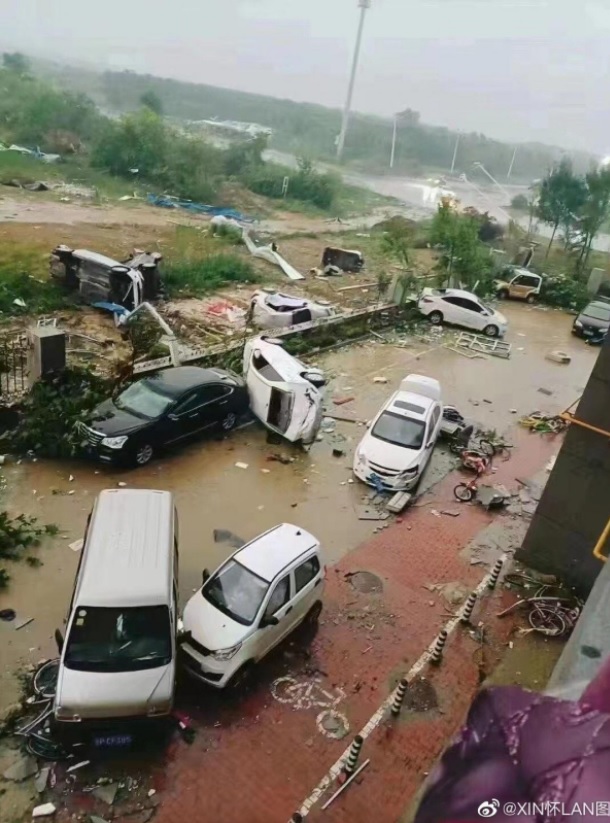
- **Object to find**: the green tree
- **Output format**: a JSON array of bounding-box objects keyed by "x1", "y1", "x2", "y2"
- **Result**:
[
  {"x1": 140, "y1": 90, "x2": 163, "y2": 116},
  {"x1": 2, "y1": 52, "x2": 30, "y2": 76},
  {"x1": 536, "y1": 158, "x2": 587, "y2": 258},
  {"x1": 430, "y1": 204, "x2": 492, "y2": 290},
  {"x1": 91, "y1": 108, "x2": 168, "y2": 178},
  {"x1": 575, "y1": 166, "x2": 610, "y2": 275}
]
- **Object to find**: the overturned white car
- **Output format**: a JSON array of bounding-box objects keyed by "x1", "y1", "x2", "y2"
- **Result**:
[
  {"x1": 248, "y1": 289, "x2": 335, "y2": 330},
  {"x1": 353, "y1": 374, "x2": 443, "y2": 491},
  {"x1": 243, "y1": 337, "x2": 326, "y2": 446}
]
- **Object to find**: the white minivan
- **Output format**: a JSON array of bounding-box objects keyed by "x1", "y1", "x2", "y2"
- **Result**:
[
  {"x1": 181, "y1": 524, "x2": 324, "y2": 689},
  {"x1": 53, "y1": 489, "x2": 179, "y2": 744}
]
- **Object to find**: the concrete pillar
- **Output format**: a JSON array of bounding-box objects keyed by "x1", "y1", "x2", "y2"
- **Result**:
[
  {"x1": 27, "y1": 326, "x2": 66, "y2": 387},
  {"x1": 517, "y1": 336, "x2": 610, "y2": 595}
]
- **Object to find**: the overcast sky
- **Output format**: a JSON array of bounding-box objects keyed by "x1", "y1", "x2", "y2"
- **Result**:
[{"x1": 3, "y1": 0, "x2": 609, "y2": 153}]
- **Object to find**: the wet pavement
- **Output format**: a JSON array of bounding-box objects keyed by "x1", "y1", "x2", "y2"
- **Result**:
[{"x1": 0, "y1": 303, "x2": 596, "y2": 715}]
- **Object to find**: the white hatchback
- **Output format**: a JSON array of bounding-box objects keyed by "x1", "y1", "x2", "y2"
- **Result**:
[
  {"x1": 181, "y1": 524, "x2": 324, "y2": 689},
  {"x1": 418, "y1": 288, "x2": 508, "y2": 338},
  {"x1": 353, "y1": 374, "x2": 443, "y2": 492}
]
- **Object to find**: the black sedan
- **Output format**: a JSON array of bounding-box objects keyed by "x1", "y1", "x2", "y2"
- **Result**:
[
  {"x1": 572, "y1": 300, "x2": 610, "y2": 340},
  {"x1": 77, "y1": 367, "x2": 249, "y2": 467}
]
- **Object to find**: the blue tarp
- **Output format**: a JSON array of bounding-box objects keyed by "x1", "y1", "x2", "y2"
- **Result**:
[{"x1": 147, "y1": 194, "x2": 253, "y2": 223}]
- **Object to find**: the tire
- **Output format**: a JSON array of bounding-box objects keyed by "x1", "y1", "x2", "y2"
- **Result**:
[
  {"x1": 478, "y1": 440, "x2": 496, "y2": 458},
  {"x1": 226, "y1": 661, "x2": 255, "y2": 691},
  {"x1": 497, "y1": 289, "x2": 509, "y2": 300},
  {"x1": 220, "y1": 412, "x2": 237, "y2": 432},
  {"x1": 528, "y1": 606, "x2": 566, "y2": 637},
  {"x1": 133, "y1": 443, "x2": 154, "y2": 467},
  {"x1": 304, "y1": 601, "x2": 323, "y2": 627},
  {"x1": 33, "y1": 659, "x2": 60, "y2": 700},
  {"x1": 429, "y1": 311, "x2": 443, "y2": 325},
  {"x1": 454, "y1": 483, "x2": 475, "y2": 502},
  {"x1": 526, "y1": 293, "x2": 536, "y2": 304},
  {"x1": 483, "y1": 324, "x2": 499, "y2": 338}
]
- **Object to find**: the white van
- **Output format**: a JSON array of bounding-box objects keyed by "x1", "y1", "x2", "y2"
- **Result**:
[{"x1": 53, "y1": 489, "x2": 178, "y2": 743}]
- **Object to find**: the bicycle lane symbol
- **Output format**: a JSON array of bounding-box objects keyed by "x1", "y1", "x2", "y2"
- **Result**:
[{"x1": 271, "y1": 675, "x2": 350, "y2": 740}]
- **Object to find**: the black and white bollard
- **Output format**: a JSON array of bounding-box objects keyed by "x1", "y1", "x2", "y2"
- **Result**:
[
  {"x1": 291, "y1": 814, "x2": 303, "y2": 823},
  {"x1": 488, "y1": 557, "x2": 504, "y2": 590},
  {"x1": 460, "y1": 591, "x2": 478, "y2": 624},
  {"x1": 343, "y1": 735, "x2": 364, "y2": 776},
  {"x1": 391, "y1": 678, "x2": 409, "y2": 717},
  {"x1": 430, "y1": 629, "x2": 448, "y2": 665}
]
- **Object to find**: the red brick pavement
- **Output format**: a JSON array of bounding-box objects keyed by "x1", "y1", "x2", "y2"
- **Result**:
[{"x1": 151, "y1": 430, "x2": 559, "y2": 823}]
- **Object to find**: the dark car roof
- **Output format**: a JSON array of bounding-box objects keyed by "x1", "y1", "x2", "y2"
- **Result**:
[
  {"x1": 144, "y1": 367, "x2": 237, "y2": 397},
  {"x1": 583, "y1": 301, "x2": 610, "y2": 316}
]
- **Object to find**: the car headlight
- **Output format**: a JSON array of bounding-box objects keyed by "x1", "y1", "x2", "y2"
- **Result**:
[
  {"x1": 55, "y1": 707, "x2": 82, "y2": 722},
  {"x1": 399, "y1": 465, "x2": 420, "y2": 478},
  {"x1": 355, "y1": 449, "x2": 367, "y2": 468},
  {"x1": 212, "y1": 643, "x2": 242, "y2": 661},
  {"x1": 574, "y1": 320, "x2": 583, "y2": 328},
  {"x1": 101, "y1": 436, "x2": 129, "y2": 449}
]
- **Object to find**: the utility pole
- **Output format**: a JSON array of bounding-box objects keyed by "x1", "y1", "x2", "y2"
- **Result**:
[
  {"x1": 507, "y1": 147, "x2": 517, "y2": 179},
  {"x1": 390, "y1": 114, "x2": 397, "y2": 169},
  {"x1": 336, "y1": 0, "x2": 371, "y2": 163},
  {"x1": 450, "y1": 133, "x2": 460, "y2": 174}
]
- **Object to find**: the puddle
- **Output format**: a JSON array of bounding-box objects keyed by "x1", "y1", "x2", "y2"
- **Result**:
[{"x1": 0, "y1": 305, "x2": 597, "y2": 714}]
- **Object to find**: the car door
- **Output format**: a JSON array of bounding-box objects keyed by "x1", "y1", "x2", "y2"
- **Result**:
[
  {"x1": 292, "y1": 555, "x2": 323, "y2": 624},
  {"x1": 423, "y1": 405, "x2": 441, "y2": 467},
  {"x1": 256, "y1": 574, "x2": 293, "y2": 658},
  {"x1": 166, "y1": 385, "x2": 235, "y2": 444},
  {"x1": 510, "y1": 275, "x2": 530, "y2": 299},
  {"x1": 441, "y1": 296, "x2": 465, "y2": 326},
  {"x1": 458, "y1": 297, "x2": 486, "y2": 331}
]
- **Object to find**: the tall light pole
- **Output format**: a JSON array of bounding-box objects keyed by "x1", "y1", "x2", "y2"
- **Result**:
[
  {"x1": 390, "y1": 113, "x2": 398, "y2": 169},
  {"x1": 450, "y1": 133, "x2": 460, "y2": 174},
  {"x1": 507, "y1": 146, "x2": 517, "y2": 180},
  {"x1": 336, "y1": 0, "x2": 371, "y2": 163}
]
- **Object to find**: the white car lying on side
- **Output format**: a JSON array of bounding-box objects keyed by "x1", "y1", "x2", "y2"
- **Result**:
[
  {"x1": 418, "y1": 288, "x2": 508, "y2": 338},
  {"x1": 353, "y1": 374, "x2": 443, "y2": 491}
]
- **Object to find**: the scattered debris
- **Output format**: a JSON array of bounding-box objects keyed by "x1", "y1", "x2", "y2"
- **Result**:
[
  {"x1": 441, "y1": 510, "x2": 461, "y2": 518},
  {"x1": 537, "y1": 388, "x2": 554, "y2": 396},
  {"x1": 3, "y1": 755, "x2": 38, "y2": 782},
  {"x1": 455, "y1": 332, "x2": 511, "y2": 359},
  {"x1": 117, "y1": 481, "x2": 127, "y2": 488},
  {"x1": 386, "y1": 491, "x2": 412, "y2": 514},
  {"x1": 332, "y1": 447, "x2": 345, "y2": 457},
  {"x1": 357, "y1": 507, "x2": 390, "y2": 521},
  {"x1": 15, "y1": 616, "x2": 34, "y2": 630},
  {"x1": 249, "y1": 290, "x2": 334, "y2": 327},
  {"x1": 35, "y1": 768, "x2": 51, "y2": 794},
  {"x1": 267, "y1": 453, "x2": 294, "y2": 465},
  {"x1": 546, "y1": 350, "x2": 571, "y2": 364},
  {"x1": 32, "y1": 804, "x2": 56, "y2": 818},
  {"x1": 546, "y1": 455, "x2": 557, "y2": 473},
  {"x1": 66, "y1": 760, "x2": 90, "y2": 773},
  {"x1": 476, "y1": 485, "x2": 511, "y2": 510},
  {"x1": 69, "y1": 539, "x2": 84, "y2": 552},
  {"x1": 235, "y1": 462, "x2": 249, "y2": 470},
  {"x1": 92, "y1": 783, "x2": 118, "y2": 806},
  {"x1": 372, "y1": 376, "x2": 388, "y2": 384},
  {"x1": 0, "y1": 608, "x2": 16, "y2": 621},
  {"x1": 333, "y1": 396, "x2": 354, "y2": 406},
  {"x1": 242, "y1": 230, "x2": 304, "y2": 280}
]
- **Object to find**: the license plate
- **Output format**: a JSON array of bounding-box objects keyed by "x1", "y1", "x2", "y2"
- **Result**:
[
  {"x1": 584, "y1": 330, "x2": 593, "y2": 337},
  {"x1": 93, "y1": 734, "x2": 132, "y2": 748}
]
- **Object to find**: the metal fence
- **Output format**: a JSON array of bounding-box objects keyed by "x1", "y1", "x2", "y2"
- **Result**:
[{"x1": 0, "y1": 336, "x2": 29, "y2": 400}]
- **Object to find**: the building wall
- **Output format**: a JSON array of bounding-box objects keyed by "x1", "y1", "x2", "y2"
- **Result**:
[{"x1": 517, "y1": 336, "x2": 610, "y2": 594}]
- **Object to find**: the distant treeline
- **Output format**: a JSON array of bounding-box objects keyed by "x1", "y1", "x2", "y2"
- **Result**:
[{"x1": 37, "y1": 60, "x2": 595, "y2": 182}]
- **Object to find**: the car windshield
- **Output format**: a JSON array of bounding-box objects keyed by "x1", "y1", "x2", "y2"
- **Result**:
[
  {"x1": 64, "y1": 606, "x2": 172, "y2": 673},
  {"x1": 115, "y1": 381, "x2": 174, "y2": 419},
  {"x1": 371, "y1": 411, "x2": 426, "y2": 450},
  {"x1": 480, "y1": 300, "x2": 494, "y2": 314},
  {"x1": 202, "y1": 559, "x2": 269, "y2": 626},
  {"x1": 583, "y1": 304, "x2": 610, "y2": 322}
]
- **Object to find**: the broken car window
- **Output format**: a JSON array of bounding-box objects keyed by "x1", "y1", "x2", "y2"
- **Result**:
[
  {"x1": 295, "y1": 557, "x2": 320, "y2": 592},
  {"x1": 265, "y1": 576, "x2": 290, "y2": 617},
  {"x1": 372, "y1": 411, "x2": 426, "y2": 450},
  {"x1": 202, "y1": 560, "x2": 269, "y2": 626},
  {"x1": 64, "y1": 606, "x2": 172, "y2": 673},
  {"x1": 115, "y1": 381, "x2": 174, "y2": 419}
]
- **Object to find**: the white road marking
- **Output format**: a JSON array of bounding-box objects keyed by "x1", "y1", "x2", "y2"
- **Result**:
[
  {"x1": 316, "y1": 709, "x2": 351, "y2": 740},
  {"x1": 290, "y1": 557, "x2": 506, "y2": 819}
]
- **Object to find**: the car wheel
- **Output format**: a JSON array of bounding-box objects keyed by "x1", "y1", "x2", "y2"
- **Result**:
[
  {"x1": 526, "y1": 293, "x2": 536, "y2": 304},
  {"x1": 134, "y1": 443, "x2": 154, "y2": 467},
  {"x1": 226, "y1": 661, "x2": 255, "y2": 691},
  {"x1": 304, "y1": 601, "x2": 323, "y2": 627},
  {"x1": 498, "y1": 289, "x2": 509, "y2": 300},
  {"x1": 221, "y1": 412, "x2": 237, "y2": 432},
  {"x1": 429, "y1": 311, "x2": 443, "y2": 325},
  {"x1": 483, "y1": 324, "x2": 499, "y2": 338}
]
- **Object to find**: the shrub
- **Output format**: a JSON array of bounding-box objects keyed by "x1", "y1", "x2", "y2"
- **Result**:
[
  {"x1": 163, "y1": 253, "x2": 258, "y2": 296},
  {"x1": 539, "y1": 274, "x2": 589, "y2": 310},
  {"x1": 0, "y1": 271, "x2": 72, "y2": 315},
  {"x1": 511, "y1": 193, "x2": 530, "y2": 211}
]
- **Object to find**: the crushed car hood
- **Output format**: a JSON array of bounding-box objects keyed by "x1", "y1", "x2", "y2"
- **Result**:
[
  {"x1": 359, "y1": 431, "x2": 423, "y2": 472},
  {"x1": 88, "y1": 400, "x2": 147, "y2": 436}
]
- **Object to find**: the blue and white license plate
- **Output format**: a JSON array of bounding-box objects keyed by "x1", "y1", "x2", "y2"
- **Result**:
[
  {"x1": 93, "y1": 734, "x2": 132, "y2": 748},
  {"x1": 584, "y1": 330, "x2": 593, "y2": 336}
]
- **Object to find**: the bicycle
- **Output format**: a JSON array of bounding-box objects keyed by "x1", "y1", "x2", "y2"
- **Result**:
[
  {"x1": 477, "y1": 438, "x2": 513, "y2": 461},
  {"x1": 454, "y1": 474, "x2": 481, "y2": 502}
]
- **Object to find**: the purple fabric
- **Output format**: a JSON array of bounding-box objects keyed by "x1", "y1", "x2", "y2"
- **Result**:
[{"x1": 414, "y1": 668, "x2": 610, "y2": 823}]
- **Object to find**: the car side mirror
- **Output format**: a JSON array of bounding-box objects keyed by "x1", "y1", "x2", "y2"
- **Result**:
[
  {"x1": 366, "y1": 421, "x2": 372, "y2": 429},
  {"x1": 261, "y1": 615, "x2": 279, "y2": 628},
  {"x1": 202, "y1": 569, "x2": 210, "y2": 585},
  {"x1": 54, "y1": 628, "x2": 64, "y2": 654},
  {"x1": 427, "y1": 440, "x2": 434, "y2": 449}
]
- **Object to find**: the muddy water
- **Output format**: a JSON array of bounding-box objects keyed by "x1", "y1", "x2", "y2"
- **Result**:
[{"x1": 0, "y1": 304, "x2": 597, "y2": 711}]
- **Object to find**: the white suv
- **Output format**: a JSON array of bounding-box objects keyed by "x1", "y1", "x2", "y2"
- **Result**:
[
  {"x1": 418, "y1": 288, "x2": 508, "y2": 337},
  {"x1": 181, "y1": 524, "x2": 324, "y2": 689}
]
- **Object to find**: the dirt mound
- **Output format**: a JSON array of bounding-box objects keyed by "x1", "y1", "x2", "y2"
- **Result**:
[{"x1": 372, "y1": 215, "x2": 418, "y2": 234}]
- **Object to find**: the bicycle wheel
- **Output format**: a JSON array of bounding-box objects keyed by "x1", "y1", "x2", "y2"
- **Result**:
[
  {"x1": 454, "y1": 483, "x2": 475, "y2": 502},
  {"x1": 529, "y1": 606, "x2": 566, "y2": 637},
  {"x1": 27, "y1": 731, "x2": 67, "y2": 761},
  {"x1": 33, "y1": 659, "x2": 60, "y2": 700}
]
